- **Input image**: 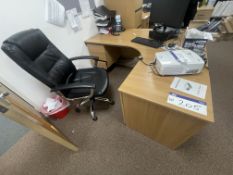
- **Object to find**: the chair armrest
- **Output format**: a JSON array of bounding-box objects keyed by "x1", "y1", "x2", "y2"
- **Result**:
[
  {"x1": 51, "y1": 83, "x2": 95, "y2": 92},
  {"x1": 70, "y1": 56, "x2": 99, "y2": 61},
  {"x1": 97, "y1": 59, "x2": 107, "y2": 63},
  {"x1": 70, "y1": 56, "x2": 108, "y2": 67}
]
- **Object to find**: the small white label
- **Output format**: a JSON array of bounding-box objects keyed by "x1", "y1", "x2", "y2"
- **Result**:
[{"x1": 167, "y1": 92, "x2": 207, "y2": 116}]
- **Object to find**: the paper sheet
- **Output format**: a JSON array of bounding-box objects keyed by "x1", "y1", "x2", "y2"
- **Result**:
[
  {"x1": 186, "y1": 28, "x2": 213, "y2": 41},
  {"x1": 66, "y1": 8, "x2": 82, "y2": 31},
  {"x1": 88, "y1": 0, "x2": 96, "y2": 10},
  {"x1": 167, "y1": 92, "x2": 207, "y2": 116},
  {"x1": 79, "y1": 0, "x2": 92, "y2": 17},
  {"x1": 170, "y1": 77, "x2": 207, "y2": 99},
  {"x1": 43, "y1": 98, "x2": 62, "y2": 112},
  {"x1": 45, "y1": 0, "x2": 65, "y2": 27},
  {"x1": 58, "y1": 0, "x2": 82, "y2": 13}
]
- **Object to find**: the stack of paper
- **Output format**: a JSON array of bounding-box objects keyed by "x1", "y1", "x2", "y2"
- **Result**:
[
  {"x1": 222, "y1": 16, "x2": 233, "y2": 33},
  {"x1": 93, "y1": 5, "x2": 116, "y2": 34},
  {"x1": 212, "y1": 1, "x2": 233, "y2": 17}
]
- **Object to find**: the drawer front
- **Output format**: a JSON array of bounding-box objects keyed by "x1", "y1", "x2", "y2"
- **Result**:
[
  {"x1": 86, "y1": 44, "x2": 106, "y2": 55},
  {"x1": 134, "y1": 0, "x2": 143, "y2": 9},
  {"x1": 86, "y1": 44, "x2": 107, "y2": 60},
  {"x1": 86, "y1": 44, "x2": 107, "y2": 69},
  {"x1": 135, "y1": 8, "x2": 143, "y2": 28},
  {"x1": 86, "y1": 44, "x2": 120, "y2": 69},
  {"x1": 142, "y1": 15, "x2": 150, "y2": 28}
]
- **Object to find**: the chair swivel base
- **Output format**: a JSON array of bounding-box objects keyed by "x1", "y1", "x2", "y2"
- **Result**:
[{"x1": 75, "y1": 97, "x2": 115, "y2": 121}]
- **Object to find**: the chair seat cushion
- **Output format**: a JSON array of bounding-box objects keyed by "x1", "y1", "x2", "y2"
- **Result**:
[{"x1": 63, "y1": 67, "x2": 108, "y2": 98}]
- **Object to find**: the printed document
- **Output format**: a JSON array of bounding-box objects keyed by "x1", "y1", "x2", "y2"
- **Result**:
[
  {"x1": 170, "y1": 77, "x2": 207, "y2": 99},
  {"x1": 45, "y1": 0, "x2": 65, "y2": 27}
]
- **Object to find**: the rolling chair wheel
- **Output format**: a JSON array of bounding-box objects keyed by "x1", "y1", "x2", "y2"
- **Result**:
[
  {"x1": 75, "y1": 107, "x2": 81, "y2": 113},
  {"x1": 92, "y1": 116, "x2": 98, "y2": 121},
  {"x1": 91, "y1": 111, "x2": 98, "y2": 121},
  {"x1": 110, "y1": 100, "x2": 115, "y2": 105},
  {"x1": 90, "y1": 100, "x2": 98, "y2": 121}
]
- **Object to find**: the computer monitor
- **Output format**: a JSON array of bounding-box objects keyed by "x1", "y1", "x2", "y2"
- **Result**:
[
  {"x1": 183, "y1": 0, "x2": 199, "y2": 27},
  {"x1": 150, "y1": 0, "x2": 191, "y2": 29}
]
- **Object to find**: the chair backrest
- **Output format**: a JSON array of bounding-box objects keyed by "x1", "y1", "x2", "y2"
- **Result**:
[{"x1": 1, "y1": 29, "x2": 76, "y2": 88}]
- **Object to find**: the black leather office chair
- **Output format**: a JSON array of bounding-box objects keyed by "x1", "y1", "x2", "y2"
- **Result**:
[{"x1": 1, "y1": 29, "x2": 114, "y2": 121}]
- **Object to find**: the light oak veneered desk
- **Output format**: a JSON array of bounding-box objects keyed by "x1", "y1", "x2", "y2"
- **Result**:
[{"x1": 85, "y1": 29, "x2": 214, "y2": 149}]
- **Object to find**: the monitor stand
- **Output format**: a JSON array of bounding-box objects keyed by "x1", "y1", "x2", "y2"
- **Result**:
[{"x1": 149, "y1": 25, "x2": 179, "y2": 42}]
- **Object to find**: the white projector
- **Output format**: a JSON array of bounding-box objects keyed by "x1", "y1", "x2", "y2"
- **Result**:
[{"x1": 155, "y1": 49, "x2": 205, "y2": 76}]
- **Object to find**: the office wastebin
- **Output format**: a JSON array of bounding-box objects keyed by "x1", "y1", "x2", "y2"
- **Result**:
[{"x1": 40, "y1": 95, "x2": 70, "y2": 119}]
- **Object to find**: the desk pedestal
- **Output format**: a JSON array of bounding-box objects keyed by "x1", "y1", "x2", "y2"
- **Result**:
[
  {"x1": 86, "y1": 44, "x2": 140, "y2": 69},
  {"x1": 119, "y1": 93, "x2": 208, "y2": 149},
  {"x1": 86, "y1": 44, "x2": 120, "y2": 69}
]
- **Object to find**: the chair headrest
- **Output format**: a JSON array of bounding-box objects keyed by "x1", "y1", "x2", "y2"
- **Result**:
[{"x1": 2, "y1": 29, "x2": 50, "y2": 60}]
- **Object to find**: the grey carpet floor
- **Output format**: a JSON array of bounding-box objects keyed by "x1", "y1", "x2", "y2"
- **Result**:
[
  {"x1": 0, "y1": 115, "x2": 28, "y2": 156},
  {"x1": 0, "y1": 41, "x2": 233, "y2": 175}
]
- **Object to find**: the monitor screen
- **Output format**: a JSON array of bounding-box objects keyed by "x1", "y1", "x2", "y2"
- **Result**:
[{"x1": 150, "y1": 0, "x2": 191, "y2": 28}]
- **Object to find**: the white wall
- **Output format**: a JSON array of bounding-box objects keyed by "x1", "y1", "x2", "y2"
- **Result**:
[{"x1": 0, "y1": 0, "x2": 104, "y2": 109}]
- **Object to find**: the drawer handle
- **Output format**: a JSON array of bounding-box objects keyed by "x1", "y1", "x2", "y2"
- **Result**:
[
  {"x1": 0, "y1": 92, "x2": 9, "y2": 100},
  {"x1": 135, "y1": 7, "x2": 142, "y2": 13}
]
